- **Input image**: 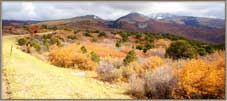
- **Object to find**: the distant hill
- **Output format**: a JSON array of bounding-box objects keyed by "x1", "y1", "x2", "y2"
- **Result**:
[
  {"x1": 3, "y1": 20, "x2": 40, "y2": 26},
  {"x1": 149, "y1": 13, "x2": 225, "y2": 29},
  {"x1": 3, "y1": 12, "x2": 225, "y2": 44}
]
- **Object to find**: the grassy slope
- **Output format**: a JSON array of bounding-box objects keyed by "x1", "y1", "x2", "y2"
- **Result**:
[{"x1": 2, "y1": 35, "x2": 131, "y2": 99}]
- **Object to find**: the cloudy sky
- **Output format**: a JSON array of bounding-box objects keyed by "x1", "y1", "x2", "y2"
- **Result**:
[{"x1": 2, "y1": 1, "x2": 225, "y2": 21}]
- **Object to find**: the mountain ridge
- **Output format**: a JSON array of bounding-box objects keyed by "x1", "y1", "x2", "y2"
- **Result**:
[{"x1": 3, "y1": 12, "x2": 225, "y2": 44}]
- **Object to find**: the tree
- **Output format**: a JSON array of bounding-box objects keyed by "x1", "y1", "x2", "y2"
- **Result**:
[
  {"x1": 18, "y1": 38, "x2": 27, "y2": 46},
  {"x1": 90, "y1": 51, "x2": 100, "y2": 63},
  {"x1": 136, "y1": 44, "x2": 144, "y2": 50},
  {"x1": 115, "y1": 40, "x2": 122, "y2": 48},
  {"x1": 98, "y1": 32, "x2": 106, "y2": 37},
  {"x1": 123, "y1": 50, "x2": 138, "y2": 65},
  {"x1": 165, "y1": 40, "x2": 197, "y2": 59},
  {"x1": 197, "y1": 48, "x2": 207, "y2": 56},
  {"x1": 80, "y1": 46, "x2": 87, "y2": 54},
  {"x1": 41, "y1": 25, "x2": 47, "y2": 29},
  {"x1": 205, "y1": 45, "x2": 215, "y2": 54}
]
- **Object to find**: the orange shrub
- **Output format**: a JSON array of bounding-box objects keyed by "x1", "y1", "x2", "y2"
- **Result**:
[
  {"x1": 172, "y1": 51, "x2": 225, "y2": 99},
  {"x1": 86, "y1": 43, "x2": 126, "y2": 58},
  {"x1": 48, "y1": 43, "x2": 96, "y2": 70}
]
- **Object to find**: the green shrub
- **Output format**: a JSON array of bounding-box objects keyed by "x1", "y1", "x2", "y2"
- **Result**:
[
  {"x1": 204, "y1": 45, "x2": 215, "y2": 54},
  {"x1": 64, "y1": 28, "x2": 71, "y2": 31},
  {"x1": 144, "y1": 42, "x2": 154, "y2": 49},
  {"x1": 48, "y1": 26, "x2": 57, "y2": 30},
  {"x1": 42, "y1": 34, "x2": 53, "y2": 39},
  {"x1": 74, "y1": 30, "x2": 80, "y2": 34},
  {"x1": 119, "y1": 32, "x2": 129, "y2": 42},
  {"x1": 84, "y1": 32, "x2": 92, "y2": 37},
  {"x1": 29, "y1": 40, "x2": 41, "y2": 51},
  {"x1": 67, "y1": 35, "x2": 77, "y2": 40},
  {"x1": 165, "y1": 40, "x2": 197, "y2": 59},
  {"x1": 136, "y1": 44, "x2": 144, "y2": 50},
  {"x1": 90, "y1": 51, "x2": 100, "y2": 63},
  {"x1": 41, "y1": 25, "x2": 47, "y2": 29},
  {"x1": 115, "y1": 40, "x2": 122, "y2": 48},
  {"x1": 123, "y1": 50, "x2": 138, "y2": 65},
  {"x1": 135, "y1": 33, "x2": 142, "y2": 39},
  {"x1": 98, "y1": 32, "x2": 106, "y2": 37},
  {"x1": 197, "y1": 48, "x2": 207, "y2": 56},
  {"x1": 18, "y1": 38, "x2": 27, "y2": 46},
  {"x1": 50, "y1": 37, "x2": 61, "y2": 46},
  {"x1": 93, "y1": 30, "x2": 100, "y2": 33},
  {"x1": 91, "y1": 38, "x2": 98, "y2": 42},
  {"x1": 144, "y1": 42, "x2": 154, "y2": 53},
  {"x1": 43, "y1": 39, "x2": 50, "y2": 49},
  {"x1": 80, "y1": 46, "x2": 87, "y2": 54}
]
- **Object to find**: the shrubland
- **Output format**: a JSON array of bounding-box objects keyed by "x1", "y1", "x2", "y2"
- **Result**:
[{"x1": 15, "y1": 29, "x2": 225, "y2": 99}]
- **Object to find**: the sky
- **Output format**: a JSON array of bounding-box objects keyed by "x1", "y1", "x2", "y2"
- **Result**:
[{"x1": 2, "y1": 1, "x2": 225, "y2": 21}]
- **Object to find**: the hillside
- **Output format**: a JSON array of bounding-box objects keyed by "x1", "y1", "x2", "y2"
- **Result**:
[
  {"x1": 2, "y1": 34, "x2": 131, "y2": 99},
  {"x1": 25, "y1": 12, "x2": 225, "y2": 44}
]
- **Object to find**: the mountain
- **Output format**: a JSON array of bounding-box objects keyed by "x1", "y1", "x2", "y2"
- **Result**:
[
  {"x1": 3, "y1": 20, "x2": 40, "y2": 26},
  {"x1": 116, "y1": 12, "x2": 150, "y2": 22},
  {"x1": 112, "y1": 13, "x2": 224, "y2": 44},
  {"x1": 5, "y1": 12, "x2": 224, "y2": 44},
  {"x1": 150, "y1": 13, "x2": 178, "y2": 20},
  {"x1": 112, "y1": 12, "x2": 153, "y2": 29},
  {"x1": 150, "y1": 13, "x2": 225, "y2": 29}
]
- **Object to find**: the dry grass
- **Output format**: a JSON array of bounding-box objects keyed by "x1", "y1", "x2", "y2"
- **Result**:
[{"x1": 2, "y1": 35, "x2": 131, "y2": 99}]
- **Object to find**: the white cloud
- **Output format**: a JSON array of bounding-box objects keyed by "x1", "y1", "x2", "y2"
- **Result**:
[{"x1": 2, "y1": 1, "x2": 225, "y2": 20}]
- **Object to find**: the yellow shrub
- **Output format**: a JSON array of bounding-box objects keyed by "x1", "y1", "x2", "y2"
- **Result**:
[
  {"x1": 154, "y1": 39, "x2": 171, "y2": 48},
  {"x1": 48, "y1": 43, "x2": 96, "y2": 70},
  {"x1": 173, "y1": 51, "x2": 225, "y2": 99},
  {"x1": 143, "y1": 56, "x2": 164, "y2": 71},
  {"x1": 122, "y1": 62, "x2": 145, "y2": 81}
]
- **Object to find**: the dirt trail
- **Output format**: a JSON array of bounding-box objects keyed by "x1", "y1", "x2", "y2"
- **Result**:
[{"x1": 2, "y1": 34, "x2": 131, "y2": 99}]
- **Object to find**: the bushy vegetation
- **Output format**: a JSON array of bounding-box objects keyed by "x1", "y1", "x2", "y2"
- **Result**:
[
  {"x1": 115, "y1": 40, "x2": 122, "y2": 48},
  {"x1": 29, "y1": 40, "x2": 41, "y2": 51},
  {"x1": 90, "y1": 51, "x2": 100, "y2": 63},
  {"x1": 91, "y1": 37, "x2": 98, "y2": 42},
  {"x1": 143, "y1": 56, "x2": 164, "y2": 70},
  {"x1": 17, "y1": 37, "x2": 28, "y2": 46},
  {"x1": 80, "y1": 46, "x2": 87, "y2": 53},
  {"x1": 172, "y1": 51, "x2": 225, "y2": 99},
  {"x1": 15, "y1": 28, "x2": 225, "y2": 99},
  {"x1": 84, "y1": 32, "x2": 92, "y2": 37},
  {"x1": 98, "y1": 32, "x2": 106, "y2": 37},
  {"x1": 96, "y1": 58, "x2": 122, "y2": 82},
  {"x1": 123, "y1": 50, "x2": 138, "y2": 65},
  {"x1": 128, "y1": 51, "x2": 225, "y2": 99},
  {"x1": 50, "y1": 37, "x2": 61, "y2": 46},
  {"x1": 41, "y1": 24, "x2": 47, "y2": 29},
  {"x1": 48, "y1": 44, "x2": 96, "y2": 70},
  {"x1": 67, "y1": 35, "x2": 77, "y2": 40},
  {"x1": 165, "y1": 40, "x2": 197, "y2": 59}
]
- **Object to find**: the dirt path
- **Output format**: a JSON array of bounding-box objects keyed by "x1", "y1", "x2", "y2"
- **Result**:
[{"x1": 2, "y1": 35, "x2": 131, "y2": 99}]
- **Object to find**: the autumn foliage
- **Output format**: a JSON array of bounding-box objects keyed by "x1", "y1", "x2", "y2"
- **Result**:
[
  {"x1": 172, "y1": 51, "x2": 225, "y2": 99},
  {"x1": 48, "y1": 44, "x2": 96, "y2": 70}
]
